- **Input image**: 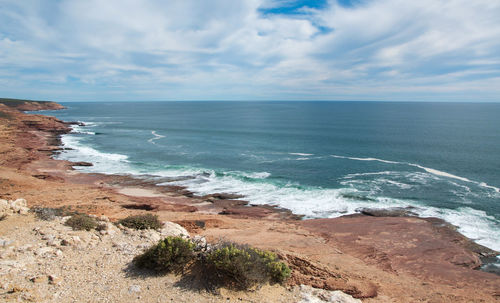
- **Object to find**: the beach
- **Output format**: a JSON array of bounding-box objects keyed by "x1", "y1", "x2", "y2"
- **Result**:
[{"x1": 1, "y1": 100, "x2": 499, "y2": 302}]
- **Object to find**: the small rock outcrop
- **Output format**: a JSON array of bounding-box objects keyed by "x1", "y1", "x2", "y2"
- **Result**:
[
  {"x1": 1, "y1": 198, "x2": 30, "y2": 217},
  {"x1": 298, "y1": 285, "x2": 362, "y2": 303}
]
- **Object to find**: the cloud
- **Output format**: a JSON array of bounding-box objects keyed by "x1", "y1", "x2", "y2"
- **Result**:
[{"x1": 0, "y1": 0, "x2": 499, "y2": 101}]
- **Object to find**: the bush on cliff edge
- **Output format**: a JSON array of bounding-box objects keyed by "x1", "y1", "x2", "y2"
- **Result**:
[
  {"x1": 133, "y1": 236, "x2": 196, "y2": 273},
  {"x1": 64, "y1": 213, "x2": 97, "y2": 231},
  {"x1": 204, "y1": 242, "x2": 291, "y2": 290},
  {"x1": 118, "y1": 214, "x2": 163, "y2": 230}
]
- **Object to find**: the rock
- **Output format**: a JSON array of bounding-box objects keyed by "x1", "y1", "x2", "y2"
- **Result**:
[
  {"x1": 0, "y1": 238, "x2": 13, "y2": 247},
  {"x1": 0, "y1": 199, "x2": 9, "y2": 213},
  {"x1": 35, "y1": 247, "x2": 54, "y2": 256},
  {"x1": 9, "y1": 198, "x2": 28, "y2": 213},
  {"x1": 141, "y1": 229, "x2": 161, "y2": 243},
  {"x1": 358, "y1": 207, "x2": 417, "y2": 217},
  {"x1": 128, "y1": 285, "x2": 141, "y2": 293},
  {"x1": 61, "y1": 216, "x2": 72, "y2": 223},
  {"x1": 17, "y1": 244, "x2": 33, "y2": 252},
  {"x1": 299, "y1": 285, "x2": 362, "y2": 303},
  {"x1": 99, "y1": 215, "x2": 110, "y2": 222},
  {"x1": 42, "y1": 234, "x2": 55, "y2": 241},
  {"x1": 18, "y1": 206, "x2": 30, "y2": 215},
  {"x1": 72, "y1": 236, "x2": 82, "y2": 243},
  {"x1": 98, "y1": 222, "x2": 119, "y2": 236},
  {"x1": 160, "y1": 221, "x2": 190, "y2": 238},
  {"x1": 72, "y1": 161, "x2": 93, "y2": 167},
  {"x1": 30, "y1": 275, "x2": 48, "y2": 283},
  {"x1": 55, "y1": 249, "x2": 63, "y2": 257},
  {"x1": 47, "y1": 239, "x2": 60, "y2": 247},
  {"x1": 192, "y1": 235, "x2": 207, "y2": 251},
  {"x1": 48, "y1": 274, "x2": 62, "y2": 285}
]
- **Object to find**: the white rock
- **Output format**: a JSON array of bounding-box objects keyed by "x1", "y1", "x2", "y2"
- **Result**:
[
  {"x1": 99, "y1": 215, "x2": 110, "y2": 222},
  {"x1": 128, "y1": 285, "x2": 141, "y2": 293},
  {"x1": 0, "y1": 199, "x2": 9, "y2": 212},
  {"x1": 141, "y1": 230, "x2": 161, "y2": 243},
  {"x1": 103, "y1": 222, "x2": 119, "y2": 236},
  {"x1": 0, "y1": 238, "x2": 13, "y2": 247},
  {"x1": 160, "y1": 221, "x2": 190, "y2": 238},
  {"x1": 298, "y1": 285, "x2": 361, "y2": 303},
  {"x1": 35, "y1": 247, "x2": 54, "y2": 256},
  {"x1": 18, "y1": 207, "x2": 30, "y2": 215},
  {"x1": 60, "y1": 216, "x2": 72, "y2": 223},
  {"x1": 55, "y1": 249, "x2": 63, "y2": 257},
  {"x1": 192, "y1": 235, "x2": 207, "y2": 251},
  {"x1": 11, "y1": 198, "x2": 27, "y2": 208}
]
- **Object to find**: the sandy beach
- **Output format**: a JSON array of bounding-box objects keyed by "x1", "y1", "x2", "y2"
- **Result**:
[{"x1": 1, "y1": 100, "x2": 499, "y2": 302}]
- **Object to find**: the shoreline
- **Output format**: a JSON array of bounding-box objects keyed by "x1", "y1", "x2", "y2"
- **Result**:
[{"x1": 1, "y1": 100, "x2": 500, "y2": 302}]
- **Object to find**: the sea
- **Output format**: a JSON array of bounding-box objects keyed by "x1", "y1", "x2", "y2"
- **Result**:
[{"x1": 37, "y1": 101, "x2": 500, "y2": 269}]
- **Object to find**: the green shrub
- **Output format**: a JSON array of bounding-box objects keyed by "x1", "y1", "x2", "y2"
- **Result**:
[
  {"x1": 118, "y1": 214, "x2": 162, "y2": 230},
  {"x1": 64, "y1": 214, "x2": 97, "y2": 231},
  {"x1": 133, "y1": 236, "x2": 195, "y2": 272},
  {"x1": 205, "y1": 242, "x2": 291, "y2": 289}
]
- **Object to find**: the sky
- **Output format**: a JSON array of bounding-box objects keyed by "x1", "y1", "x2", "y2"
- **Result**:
[{"x1": 1, "y1": 0, "x2": 500, "y2": 102}]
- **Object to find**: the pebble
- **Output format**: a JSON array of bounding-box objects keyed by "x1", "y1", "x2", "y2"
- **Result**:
[
  {"x1": 0, "y1": 238, "x2": 13, "y2": 247},
  {"x1": 128, "y1": 284, "x2": 141, "y2": 293},
  {"x1": 49, "y1": 274, "x2": 62, "y2": 285}
]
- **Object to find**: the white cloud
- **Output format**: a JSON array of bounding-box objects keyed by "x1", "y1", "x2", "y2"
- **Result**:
[{"x1": 0, "y1": 0, "x2": 499, "y2": 101}]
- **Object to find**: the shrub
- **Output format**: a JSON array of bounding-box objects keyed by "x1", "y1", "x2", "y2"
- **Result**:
[
  {"x1": 118, "y1": 214, "x2": 162, "y2": 230},
  {"x1": 65, "y1": 213, "x2": 97, "y2": 231},
  {"x1": 204, "y1": 242, "x2": 291, "y2": 289},
  {"x1": 133, "y1": 236, "x2": 195, "y2": 273},
  {"x1": 31, "y1": 207, "x2": 64, "y2": 221}
]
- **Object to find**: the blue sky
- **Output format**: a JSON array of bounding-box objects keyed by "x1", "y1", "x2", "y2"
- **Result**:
[{"x1": 1, "y1": 0, "x2": 500, "y2": 102}]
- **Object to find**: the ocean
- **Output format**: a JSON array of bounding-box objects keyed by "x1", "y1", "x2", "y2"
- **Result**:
[{"x1": 39, "y1": 101, "x2": 500, "y2": 260}]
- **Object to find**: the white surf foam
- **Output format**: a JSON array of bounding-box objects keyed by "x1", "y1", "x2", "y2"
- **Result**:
[
  {"x1": 289, "y1": 153, "x2": 314, "y2": 156},
  {"x1": 57, "y1": 135, "x2": 131, "y2": 174},
  {"x1": 163, "y1": 168, "x2": 500, "y2": 251},
  {"x1": 332, "y1": 154, "x2": 500, "y2": 194},
  {"x1": 148, "y1": 131, "x2": 166, "y2": 145},
  {"x1": 69, "y1": 124, "x2": 95, "y2": 135},
  {"x1": 237, "y1": 171, "x2": 271, "y2": 179},
  {"x1": 417, "y1": 206, "x2": 500, "y2": 251},
  {"x1": 331, "y1": 154, "x2": 400, "y2": 164},
  {"x1": 344, "y1": 171, "x2": 395, "y2": 179}
]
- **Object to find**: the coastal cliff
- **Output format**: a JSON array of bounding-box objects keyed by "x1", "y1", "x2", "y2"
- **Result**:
[
  {"x1": 0, "y1": 98, "x2": 65, "y2": 111},
  {"x1": 0, "y1": 100, "x2": 499, "y2": 302}
]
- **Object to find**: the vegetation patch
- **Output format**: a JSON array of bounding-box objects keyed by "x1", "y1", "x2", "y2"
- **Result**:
[
  {"x1": 204, "y1": 242, "x2": 291, "y2": 289},
  {"x1": 64, "y1": 213, "x2": 98, "y2": 231},
  {"x1": 132, "y1": 237, "x2": 291, "y2": 290},
  {"x1": 32, "y1": 206, "x2": 76, "y2": 221},
  {"x1": 133, "y1": 236, "x2": 196, "y2": 273},
  {"x1": 31, "y1": 207, "x2": 63, "y2": 221},
  {"x1": 118, "y1": 214, "x2": 162, "y2": 230}
]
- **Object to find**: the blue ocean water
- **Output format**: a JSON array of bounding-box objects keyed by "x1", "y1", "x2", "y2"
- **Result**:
[{"x1": 41, "y1": 101, "x2": 500, "y2": 254}]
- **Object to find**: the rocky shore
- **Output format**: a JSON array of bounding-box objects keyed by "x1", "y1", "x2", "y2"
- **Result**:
[{"x1": 1, "y1": 100, "x2": 499, "y2": 302}]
